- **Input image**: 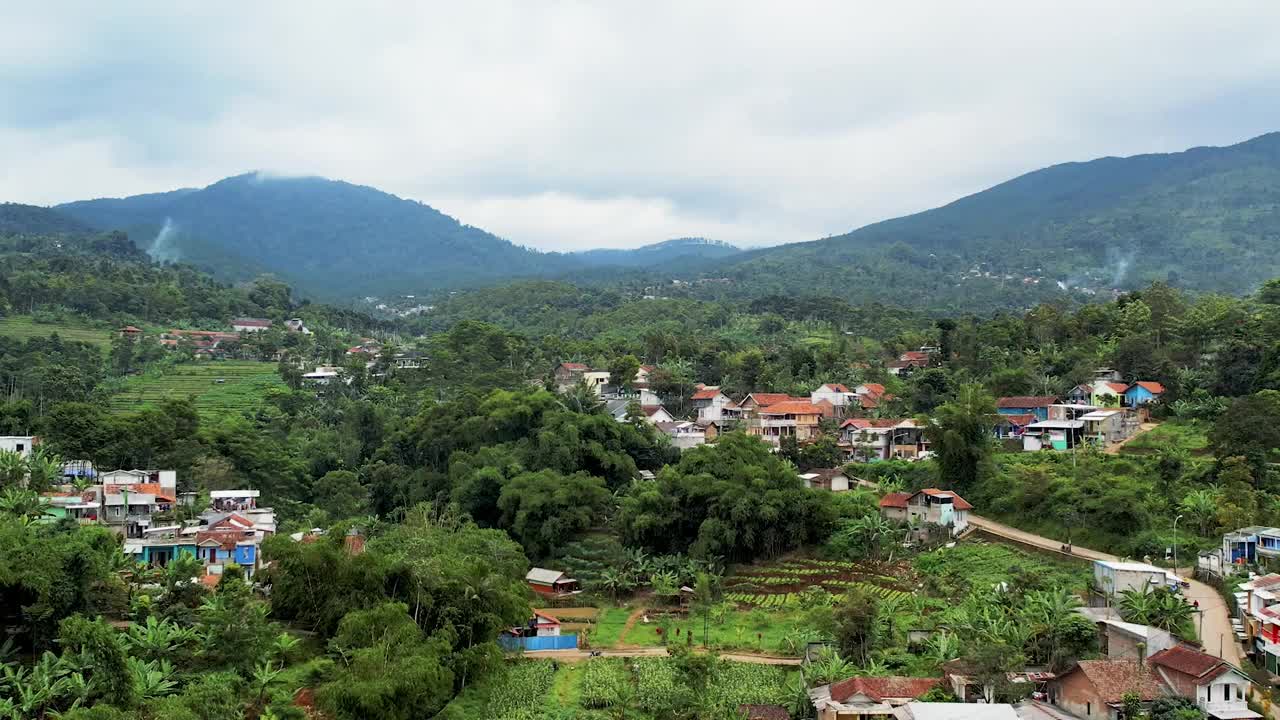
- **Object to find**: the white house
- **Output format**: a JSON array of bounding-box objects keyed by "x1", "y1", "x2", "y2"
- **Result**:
[
  {"x1": 231, "y1": 318, "x2": 272, "y2": 333},
  {"x1": 100, "y1": 469, "x2": 177, "y2": 492},
  {"x1": 0, "y1": 436, "x2": 37, "y2": 458},
  {"x1": 811, "y1": 383, "x2": 855, "y2": 410},
  {"x1": 302, "y1": 367, "x2": 341, "y2": 385},
  {"x1": 692, "y1": 386, "x2": 741, "y2": 424},
  {"x1": 582, "y1": 371, "x2": 612, "y2": 397},
  {"x1": 657, "y1": 421, "x2": 707, "y2": 450},
  {"x1": 1092, "y1": 560, "x2": 1181, "y2": 598}
]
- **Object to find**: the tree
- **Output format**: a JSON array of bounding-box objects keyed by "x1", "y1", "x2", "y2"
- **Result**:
[
  {"x1": 1210, "y1": 391, "x2": 1280, "y2": 476},
  {"x1": 1179, "y1": 489, "x2": 1221, "y2": 537},
  {"x1": 607, "y1": 355, "x2": 641, "y2": 392},
  {"x1": 923, "y1": 385, "x2": 995, "y2": 493},
  {"x1": 833, "y1": 588, "x2": 880, "y2": 664},
  {"x1": 312, "y1": 470, "x2": 369, "y2": 521},
  {"x1": 497, "y1": 469, "x2": 611, "y2": 558},
  {"x1": 58, "y1": 615, "x2": 137, "y2": 709}
]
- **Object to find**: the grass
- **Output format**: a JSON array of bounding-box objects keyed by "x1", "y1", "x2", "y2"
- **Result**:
[
  {"x1": 624, "y1": 608, "x2": 809, "y2": 655},
  {"x1": 1122, "y1": 420, "x2": 1210, "y2": 454},
  {"x1": 0, "y1": 315, "x2": 114, "y2": 347},
  {"x1": 106, "y1": 361, "x2": 284, "y2": 419},
  {"x1": 587, "y1": 607, "x2": 634, "y2": 648}
]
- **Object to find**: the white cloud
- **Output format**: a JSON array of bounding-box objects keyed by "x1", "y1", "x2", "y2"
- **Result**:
[{"x1": 3, "y1": 2, "x2": 1280, "y2": 249}]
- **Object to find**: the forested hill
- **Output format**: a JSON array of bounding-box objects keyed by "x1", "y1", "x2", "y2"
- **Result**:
[
  {"x1": 0, "y1": 203, "x2": 92, "y2": 235},
  {"x1": 56, "y1": 173, "x2": 581, "y2": 301},
  {"x1": 571, "y1": 237, "x2": 741, "y2": 267},
  {"x1": 698, "y1": 131, "x2": 1280, "y2": 311}
]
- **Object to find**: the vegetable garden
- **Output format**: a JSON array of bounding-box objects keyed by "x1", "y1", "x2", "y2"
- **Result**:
[{"x1": 722, "y1": 557, "x2": 916, "y2": 608}]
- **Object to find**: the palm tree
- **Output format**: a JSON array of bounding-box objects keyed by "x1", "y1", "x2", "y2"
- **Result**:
[
  {"x1": 0, "y1": 488, "x2": 46, "y2": 522},
  {"x1": 0, "y1": 451, "x2": 27, "y2": 488},
  {"x1": 1179, "y1": 489, "x2": 1221, "y2": 537}
]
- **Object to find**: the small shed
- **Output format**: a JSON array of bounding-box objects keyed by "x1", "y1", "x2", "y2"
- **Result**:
[{"x1": 526, "y1": 568, "x2": 581, "y2": 597}]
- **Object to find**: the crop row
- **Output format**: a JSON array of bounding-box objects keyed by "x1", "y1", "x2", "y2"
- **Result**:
[{"x1": 486, "y1": 660, "x2": 556, "y2": 716}]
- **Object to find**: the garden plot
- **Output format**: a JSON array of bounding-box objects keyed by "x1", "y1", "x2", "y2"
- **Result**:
[{"x1": 722, "y1": 557, "x2": 915, "y2": 608}]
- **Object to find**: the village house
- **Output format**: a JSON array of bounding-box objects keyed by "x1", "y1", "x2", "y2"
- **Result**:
[
  {"x1": 554, "y1": 362, "x2": 590, "y2": 390},
  {"x1": 878, "y1": 489, "x2": 972, "y2": 536},
  {"x1": 811, "y1": 383, "x2": 855, "y2": 413},
  {"x1": 231, "y1": 318, "x2": 272, "y2": 333},
  {"x1": 853, "y1": 383, "x2": 893, "y2": 413},
  {"x1": 738, "y1": 393, "x2": 798, "y2": 414},
  {"x1": 748, "y1": 400, "x2": 824, "y2": 446},
  {"x1": 997, "y1": 396, "x2": 1058, "y2": 422},
  {"x1": 1080, "y1": 409, "x2": 1136, "y2": 445},
  {"x1": 103, "y1": 483, "x2": 175, "y2": 537},
  {"x1": 525, "y1": 568, "x2": 581, "y2": 597},
  {"x1": 656, "y1": 421, "x2": 706, "y2": 450},
  {"x1": 693, "y1": 386, "x2": 743, "y2": 424},
  {"x1": 886, "y1": 349, "x2": 933, "y2": 376},
  {"x1": 799, "y1": 468, "x2": 851, "y2": 492},
  {"x1": 283, "y1": 318, "x2": 312, "y2": 334},
  {"x1": 808, "y1": 675, "x2": 940, "y2": 719},
  {"x1": 302, "y1": 366, "x2": 342, "y2": 385},
  {"x1": 1051, "y1": 659, "x2": 1165, "y2": 720},
  {"x1": 994, "y1": 413, "x2": 1037, "y2": 440},
  {"x1": 1077, "y1": 607, "x2": 1178, "y2": 660},
  {"x1": 1147, "y1": 645, "x2": 1259, "y2": 719},
  {"x1": 1124, "y1": 382, "x2": 1166, "y2": 407},
  {"x1": 1235, "y1": 573, "x2": 1280, "y2": 673},
  {"x1": 840, "y1": 419, "x2": 929, "y2": 462},
  {"x1": 0, "y1": 435, "x2": 37, "y2": 458},
  {"x1": 393, "y1": 350, "x2": 425, "y2": 369},
  {"x1": 1091, "y1": 560, "x2": 1182, "y2": 599},
  {"x1": 604, "y1": 399, "x2": 675, "y2": 425},
  {"x1": 100, "y1": 468, "x2": 177, "y2": 493}
]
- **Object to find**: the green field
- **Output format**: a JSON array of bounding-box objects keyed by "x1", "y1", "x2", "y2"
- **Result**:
[
  {"x1": 106, "y1": 361, "x2": 284, "y2": 419},
  {"x1": 1122, "y1": 420, "x2": 1211, "y2": 455},
  {"x1": 0, "y1": 315, "x2": 114, "y2": 347}
]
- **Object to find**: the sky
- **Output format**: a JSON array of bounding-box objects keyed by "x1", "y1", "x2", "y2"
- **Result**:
[{"x1": 4, "y1": 3, "x2": 1280, "y2": 251}]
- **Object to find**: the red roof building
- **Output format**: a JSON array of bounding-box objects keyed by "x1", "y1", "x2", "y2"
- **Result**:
[
  {"x1": 878, "y1": 492, "x2": 912, "y2": 509},
  {"x1": 828, "y1": 676, "x2": 940, "y2": 703}
]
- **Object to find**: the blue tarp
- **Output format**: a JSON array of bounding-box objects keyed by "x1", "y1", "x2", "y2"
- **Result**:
[{"x1": 499, "y1": 634, "x2": 578, "y2": 651}]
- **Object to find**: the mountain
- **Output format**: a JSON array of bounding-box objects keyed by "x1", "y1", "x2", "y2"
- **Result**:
[
  {"x1": 697, "y1": 131, "x2": 1280, "y2": 311},
  {"x1": 57, "y1": 173, "x2": 581, "y2": 300},
  {"x1": 571, "y1": 237, "x2": 741, "y2": 267},
  {"x1": 0, "y1": 203, "x2": 92, "y2": 235}
]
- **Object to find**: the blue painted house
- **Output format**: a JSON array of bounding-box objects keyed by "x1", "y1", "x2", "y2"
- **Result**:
[
  {"x1": 1124, "y1": 382, "x2": 1165, "y2": 406},
  {"x1": 995, "y1": 396, "x2": 1057, "y2": 422}
]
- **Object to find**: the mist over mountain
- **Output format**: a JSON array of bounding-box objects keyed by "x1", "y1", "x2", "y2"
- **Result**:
[
  {"x1": 47, "y1": 131, "x2": 1280, "y2": 310},
  {"x1": 691, "y1": 131, "x2": 1280, "y2": 310}
]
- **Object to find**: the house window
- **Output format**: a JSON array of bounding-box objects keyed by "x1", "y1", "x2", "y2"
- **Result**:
[{"x1": 15, "y1": 444, "x2": 23, "y2": 452}]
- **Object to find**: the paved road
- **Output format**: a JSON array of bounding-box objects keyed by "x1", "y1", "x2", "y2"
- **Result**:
[
  {"x1": 970, "y1": 514, "x2": 1243, "y2": 667},
  {"x1": 523, "y1": 647, "x2": 802, "y2": 665}
]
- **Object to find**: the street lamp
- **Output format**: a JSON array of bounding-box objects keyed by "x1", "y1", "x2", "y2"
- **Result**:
[{"x1": 1173, "y1": 514, "x2": 1184, "y2": 571}]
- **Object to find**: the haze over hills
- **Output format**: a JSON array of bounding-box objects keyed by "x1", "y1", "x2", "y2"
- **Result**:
[
  {"x1": 699, "y1": 131, "x2": 1280, "y2": 310},
  {"x1": 39, "y1": 131, "x2": 1280, "y2": 311}
]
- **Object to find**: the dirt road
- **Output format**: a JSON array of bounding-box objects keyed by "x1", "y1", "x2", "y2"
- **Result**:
[
  {"x1": 1103, "y1": 421, "x2": 1160, "y2": 455},
  {"x1": 971, "y1": 514, "x2": 1243, "y2": 667}
]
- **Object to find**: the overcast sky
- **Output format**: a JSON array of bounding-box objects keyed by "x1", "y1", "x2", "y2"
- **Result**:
[{"x1": 4, "y1": 3, "x2": 1280, "y2": 251}]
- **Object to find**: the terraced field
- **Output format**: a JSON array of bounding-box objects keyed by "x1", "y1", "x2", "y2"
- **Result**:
[
  {"x1": 106, "y1": 361, "x2": 284, "y2": 419},
  {"x1": 0, "y1": 316, "x2": 114, "y2": 347}
]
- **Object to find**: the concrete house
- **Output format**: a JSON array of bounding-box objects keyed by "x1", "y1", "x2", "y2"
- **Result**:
[
  {"x1": 554, "y1": 362, "x2": 590, "y2": 389},
  {"x1": 692, "y1": 386, "x2": 742, "y2": 424},
  {"x1": 799, "y1": 468, "x2": 851, "y2": 492},
  {"x1": 749, "y1": 400, "x2": 823, "y2": 446},
  {"x1": 1124, "y1": 382, "x2": 1166, "y2": 407},
  {"x1": 0, "y1": 436, "x2": 37, "y2": 458},
  {"x1": 879, "y1": 489, "x2": 972, "y2": 536},
  {"x1": 1092, "y1": 560, "x2": 1181, "y2": 598},
  {"x1": 996, "y1": 396, "x2": 1058, "y2": 422},
  {"x1": 811, "y1": 383, "x2": 855, "y2": 412},
  {"x1": 656, "y1": 421, "x2": 706, "y2": 450},
  {"x1": 231, "y1": 318, "x2": 272, "y2": 333},
  {"x1": 1146, "y1": 645, "x2": 1259, "y2": 720},
  {"x1": 1051, "y1": 660, "x2": 1165, "y2": 720}
]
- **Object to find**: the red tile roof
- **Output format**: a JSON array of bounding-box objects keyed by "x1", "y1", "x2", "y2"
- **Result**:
[
  {"x1": 842, "y1": 418, "x2": 905, "y2": 429},
  {"x1": 692, "y1": 387, "x2": 724, "y2": 401},
  {"x1": 859, "y1": 383, "x2": 886, "y2": 397},
  {"x1": 1130, "y1": 381, "x2": 1166, "y2": 395},
  {"x1": 1248, "y1": 574, "x2": 1280, "y2": 589},
  {"x1": 828, "y1": 676, "x2": 940, "y2": 703},
  {"x1": 996, "y1": 396, "x2": 1057, "y2": 408},
  {"x1": 232, "y1": 318, "x2": 272, "y2": 327},
  {"x1": 104, "y1": 483, "x2": 175, "y2": 503},
  {"x1": 1100, "y1": 382, "x2": 1129, "y2": 393},
  {"x1": 997, "y1": 413, "x2": 1038, "y2": 426},
  {"x1": 641, "y1": 405, "x2": 668, "y2": 417},
  {"x1": 918, "y1": 488, "x2": 973, "y2": 510},
  {"x1": 743, "y1": 393, "x2": 794, "y2": 407},
  {"x1": 900, "y1": 351, "x2": 931, "y2": 362},
  {"x1": 1066, "y1": 660, "x2": 1164, "y2": 703},
  {"x1": 879, "y1": 492, "x2": 912, "y2": 509},
  {"x1": 559, "y1": 362, "x2": 589, "y2": 371},
  {"x1": 1147, "y1": 645, "x2": 1233, "y2": 681},
  {"x1": 758, "y1": 401, "x2": 824, "y2": 416}
]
